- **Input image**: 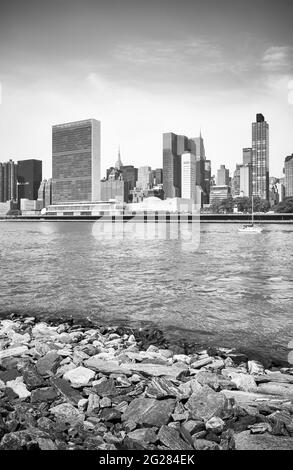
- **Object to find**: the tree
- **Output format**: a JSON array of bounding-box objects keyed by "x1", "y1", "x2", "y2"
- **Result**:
[{"x1": 274, "y1": 197, "x2": 293, "y2": 213}]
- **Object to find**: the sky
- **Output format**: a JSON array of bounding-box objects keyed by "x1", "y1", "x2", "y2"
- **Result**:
[{"x1": 0, "y1": 0, "x2": 293, "y2": 179}]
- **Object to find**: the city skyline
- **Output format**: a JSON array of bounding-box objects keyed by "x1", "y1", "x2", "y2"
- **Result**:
[{"x1": 0, "y1": 0, "x2": 292, "y2": 179}]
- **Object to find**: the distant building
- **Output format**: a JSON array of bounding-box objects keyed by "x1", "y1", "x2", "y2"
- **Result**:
[
  {"x1": 252, "y1": 113, "x2": 269, "y2": 200},
  {"x1": 181, "y1": 152, "x2": 200, "y2": 204},
  {"x1": 101, "y1": 167, "x2": 129, "y2": 203},
  {"x1": 0, "y1": 200, "x2": 18, "y2": 216},
  {"x1": 203, "y1": 160, "x2": 211, "y2": 205},
  {"x1": 243, "y1": 148, "x2": 253, "y2": 165},
  {"x1": 115, "y1": 147, "x2": 123, "y2": 170},
  {"x1": 284, "y1": 154, "x2": 293, "y2": 197},
  {"x1": 52, "y1": 119, "x2": 101, "y2": 204},
  {"x1": 0, "y1": 159, "x2": 18, "y2": 202},
  {"x1": 154, "y1": 168, "x2": 163, "y2": 185},
  {"x1": 130, "y1": 187, "x2": 164, "y2": 203},
  {"x1": 120, "y1": 165, "x2": 138, "y2": 192},
  {"x1": 217, "y1": 165, "x2": 230, "y2": 186},
  {"x1": 17, "y1": 159, "x2": 42, "y2": 202},
  {"x1": 210, "y1": 185, "x2": 231, "y2": 205},
  {"x1": 38, "y1": 178, "x2": 52, "y2": 208},
  {"x1": 232, "y1": 164, "x2": 241, "y2": 197},
  {"x1": 239, "y1": 164, "x2": 252, "y2": 198},
  {"x1": 163, "y1": 133, "x2": 185, "y2": 198},
  {"x1": 136, "y1": 166, "x2": 153, "y2": 190},
  {"x1": 20, "y1": 198, "x2": 43, "y2": 215},
  {"x1": 163, "y1": 131, "x2": 208, "y2": 205}
]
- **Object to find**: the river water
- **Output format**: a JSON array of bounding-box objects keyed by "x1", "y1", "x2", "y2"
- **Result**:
[{"x1": 0, "y1": 220, "x2": 292, "y2": 363}]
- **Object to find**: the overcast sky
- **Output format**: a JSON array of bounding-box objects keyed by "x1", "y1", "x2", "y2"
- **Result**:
[{"x1": 0, "y1": 0, "x2": 292, "y2": 179}]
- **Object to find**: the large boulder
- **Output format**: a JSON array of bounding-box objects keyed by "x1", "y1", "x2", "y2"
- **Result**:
[{"x1": 122, "y1": 398, "x2": 175, "y2": 427}]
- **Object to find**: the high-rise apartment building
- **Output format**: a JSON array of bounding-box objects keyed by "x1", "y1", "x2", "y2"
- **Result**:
[
  {"x1": 284, "y1": 154, "x2": 293, "y2": 197},
  {"x1": 17, "y1": 159, "x2": 42, "y2": 201},
  {"x1": 232, "y1": 164, "x2": 241, "y2": 197},
  {"x1": 0, "y1": 159, "x2": 18, "y2": 202},
  {"x1": 252, "y1": 113, "x2": 269, "y2": 200},
  {"x1": 217, "y1": 165, "x2": 230, "y2": 186},
  {"x1": 52, "y1": 119, "x2": 101, "y2": 204}
]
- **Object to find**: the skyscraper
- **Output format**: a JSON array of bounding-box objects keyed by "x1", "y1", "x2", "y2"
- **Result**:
[
  {"x1": 181, "y1": 152, "x2": 197, "y2": 202},
  {"x1": 52, "y1": 119, "x2": 101, "y2": 204},
  {"x1": 217, "y1": 165, "x2": 230, "y2": 186},
  {"x1": 163, "y1": 133, "x2": 184, "y2": 198},
  {"x1": 38, "y1": 178, "x2": 52, "y2": 208},
  {"x1": 17, "y1": 159, "x2": 42, "y2": 201},
  {"x1": 0, "y1": 159, "x2": 18, "y2": 202},
  {"x1": 243, "y1": 148, "x2": 252, "y2": 165},
  {"x1": 136, "y1": 166, "x2": 153, "y2": 190},
  {"x1": 252, "y1": 113, "x2": 269, "y2": 200},
  {"x1": 284, "y1": 154, "x2": 293, "y2": 197}
]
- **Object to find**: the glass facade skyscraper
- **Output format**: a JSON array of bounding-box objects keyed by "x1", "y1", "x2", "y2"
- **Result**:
[
  {"x1": 52, "y1": 119, "x2": 100, "y2": 204},
  {"x1": 0, "y1": 159, "x2": 17, "y2": 202},
  {"x1": 252, "y1": 113, "x2": 269, "y2": 200},
  {"x1": 17, "y1": 159, "x2": 42, "y2": 201},
  {"x1": 284, "y1": 154, "x2": 293, "y2": 197}
]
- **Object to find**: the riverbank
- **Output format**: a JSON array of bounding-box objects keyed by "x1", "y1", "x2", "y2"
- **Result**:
[{"x1": 0, "y1": 314, "x2": 293, "y2": 450}]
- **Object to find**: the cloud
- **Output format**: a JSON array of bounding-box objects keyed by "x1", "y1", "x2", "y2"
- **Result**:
[{"x1": 262, "y1": 46, "x2": 293, "y2": 73}]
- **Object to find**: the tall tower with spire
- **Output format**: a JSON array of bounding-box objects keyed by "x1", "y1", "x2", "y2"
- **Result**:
[{"x1": 115, "y1": 146, "x2": 123, "y2": 171}]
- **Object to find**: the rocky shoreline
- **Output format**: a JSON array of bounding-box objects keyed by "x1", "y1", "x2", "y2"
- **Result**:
[{"x1": 0, "y1": 314, "x2": 293, "y2": 451}]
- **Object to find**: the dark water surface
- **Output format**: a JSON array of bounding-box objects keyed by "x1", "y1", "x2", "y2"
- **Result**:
[{"x1": 0, "y1": 221, "x2": 292, "y2": 363}]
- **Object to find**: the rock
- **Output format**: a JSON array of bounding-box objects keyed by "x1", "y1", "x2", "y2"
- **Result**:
[
  {"x1": 50, "y1": 403, "x2": 85, "y2": 425},
  {"x1": 257, "y1": 383, "x2": 293, "y2": 398},
  {"x1": 87, "y1": 393, "x2": 100, "y2": 413},
  {"x1": 205, "y1": 417, "x2": 225, "y2": 433},
  {"x1": 158, "y1": 425, "x2": 193, "y2": 450},
  {"x1": 192, "y1": 438, "x2": 220, "y2": 450},
  {"x1": 248, "y1": 423, "x2": 272, "y2": 434},
  {"x1": 196, "y1": 371, "x2": 222, "y2": 391},
  {"x1": 181, "y1": 420, "x2": 205, "y2": 435},
  {"x1": 63, "y1": 366, "x2": 95, "y2": 387},
  {"x1": 93, "y1": 378, "x2": 117, "y2": 397},
  {"x1": 190, "y1": 357, "x2": 213, "y2": 369},
  {"x1": 6, "y1": 377, "x2": 31, "y2": 399},
  {"x1": 35, "y1": 437, "x2": 58, "y2": 450},
  {"x1": 50, "y1": 377, "x2": 82, "y2": 405},
  {"x1": 36, "y1": 352, "x2": 62, "y2": 376},
  {"x1": 186, "y1": 385, "x2": 228, "y2": 422},
  {"x1": 145, "y1": 377, "x2": 181, "y2": 399},
  {"x1": 99, "y1": 408, "x2": 122, "y2": 422},
  {"x1": 31, "y1": 387, "x2": 59, "y2": 403},
  {"x1": 100, "y1": 397, "x2": 112, "y2": 408},
  {"x1": 128, "y1": 427, "x2": 157, "y2": 444},
  {"x1": 173, "y1": 354, "x2": 190, "y2": 364},
  {"x1": 255, "y1": 372, "x2": 293, "y2": 385},
  {"x1": 32, "y1": 323, "x2": 58, "y2": 338},
  {"x1": 22, "y1": 364, "x2": 45, "y2": 390},
  {"x1": 84, "y1": 357, "x2": 130, "y2": 375},
  {"x1": 221, "y1": 389, "x2": 287, "y2": 416},
  {"x1": 122, "y1": 398, "x2": 175, "y2": 427},
  {"x1": 0, "y1": 368, "x2": 21, "y2": 383},
  {"x1": 234, "y1": 430, "x2": 293, "y2": 450},
  {"x1": 0, "y1": 346, "x2": 28, "y2": 360},
  {"x1": 227, "y1": 372, "x2": 257, "y2": 392},
  {"x1": 248, "y1": 360, "x2": 264, "y2": 375},
  {"x1": 178, "y1": 379, "x2": 203, "y2": 398}
]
